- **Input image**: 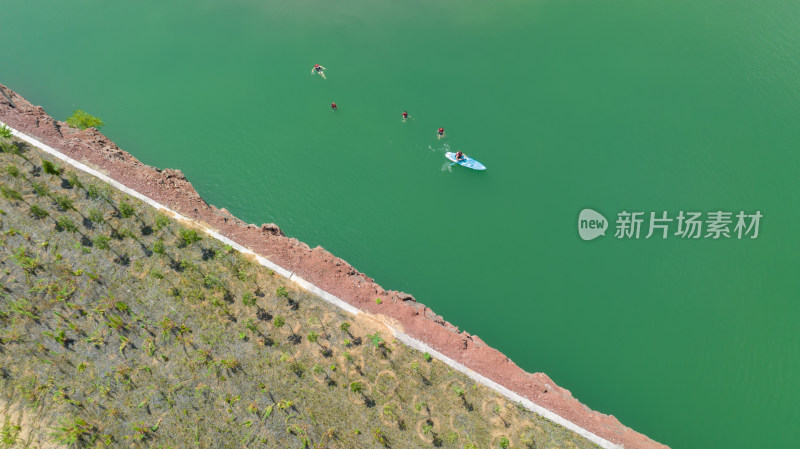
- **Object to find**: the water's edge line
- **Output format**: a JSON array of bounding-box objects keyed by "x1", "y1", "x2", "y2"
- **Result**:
[{"x1": 1, "y1": 121, "x2": 620, "y2": 449}]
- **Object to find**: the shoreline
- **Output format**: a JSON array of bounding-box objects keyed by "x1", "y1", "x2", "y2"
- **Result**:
[{"x1": 0, "y1": 82, "x2": 667, "y2": 449}]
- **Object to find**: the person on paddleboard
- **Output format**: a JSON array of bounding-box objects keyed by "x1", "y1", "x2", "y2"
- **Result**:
[
  {"x1": 455, "y1": 151, "x2": 465, "y2": 161},
  {"x1": 402, "y1": 111, "x2": 408, "y2": 120},
  {"x1": 331, "y1": 102, "x2": 338, "y2": 111},
  {"x1": 312, "y1": 64, "x2": 327, "y2": 79},
  {"x1": 437, "y1": 127, "x2": 445, "y2": 139}
]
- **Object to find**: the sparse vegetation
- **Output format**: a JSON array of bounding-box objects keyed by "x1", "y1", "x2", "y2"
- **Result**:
[
  {"x1": 30, "y1": 204, "x2": 49, "y2": 219},
  {"x1": 179, "y1": 228, "x2": 201, "y2": 247},
  {"x1": 41, "y1": 158, "x2": 61, "y2": 176},
  {"x1": 118, "y1": 199, "x2": 135, "y2": 218},
  {"x1": 0, "y1": 136, "x2": 599, "y2": 449},
  {"x1": 66, "y1": 109, "x2": 104, "y2": 130}
]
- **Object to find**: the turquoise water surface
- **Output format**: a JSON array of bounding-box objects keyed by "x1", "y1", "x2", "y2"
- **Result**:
[{"x1": 3, "y1": 1, "x2": 800, "y2": 447}]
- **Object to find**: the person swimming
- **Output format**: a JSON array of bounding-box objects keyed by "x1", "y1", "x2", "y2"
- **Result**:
[
  {"x1": 331, "y1": 102, "x2": 338, "y2": 111},
  {"x1": 312, "y1": 64, "x2": 327, "y2": 79},
  {"x1": 437, "y1": 127, "x2": 445, "y2": 139},
  {"x1": 402, "y1": 111, "x2": 408, "y2": 120}
]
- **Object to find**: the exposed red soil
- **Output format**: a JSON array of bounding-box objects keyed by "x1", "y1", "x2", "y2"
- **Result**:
[{"x1": 0, "y1": 83, "x2": 667, "y2": 449}]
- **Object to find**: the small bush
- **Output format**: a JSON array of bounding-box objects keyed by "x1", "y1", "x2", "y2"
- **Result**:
[
  {"x1": 179, "y1": 228, "x2": 201, "y2": 247},
  {"x1": 5, "y1": 164, "x2": 19, "y2": 177},
  {"x1": 242, "y1": 292, "x2": 256, "y2": 307},
  {"x1": 0, "y1": 186, "x2": 23, "y2": 202},
  {"x1": 350, "y1": 382, "x2": 363, "y2": 394},
  {"x1": 93, "y1": 235, "x2": 111, "y2": 250},
  {"x1": 152, "y1": 239, "x2": 165, "y2": 255},
  {"x1": 66, "y1": 109, "x2": 104, "y2": 130},
  {"x1": 29, "y1": 204, "x2": 49, "y2": 219},
  {"x1": 118, "y1": 199, "x2": 135, "y2": 218},
  {"x1": 0, "y1": 124, "x2": 12, "y2": 138},
  {"x1": 307, "y1": 331, "x2": 319, "y2": 343},
  {"x1": 368, "y1": 332, "x2": 384, "y2": 349},
  {"x1": 32, "y1": 182, "x2": 49, "y2": 197},
  {"x1": 340, "y1": 322, "x2": 351, "y2": 333},
  {"x1": 423, "y1": 352, "x2": 432, "y2": 362},
  {"x1": 52, "y1": 194, "x2": 74, "y2": 211},
  {"x1": 65, "y1": 171, "x2": 83, "y2": 189},
  {"x1": 51, "y1": 416, "x2": 94, "y2": 446},
  {"x1": 289, "y1": 361, "x2": 305, "y2": 377},
  {"x1": 41, "y1": 159, "x2": 61, "y2": 176},
  {"x1": 0, "y1": 140, "x2": 18, "y2": 154},
  {"x1": 86, "y1": 184, "x2": 101, "y2": 200},
  {"x1": 155, "y1": 213, "x2": 170, "y2": 230},
  {"x1": 57, "y1": 216, "x2": 78, "y2": 233},
  {"x1": 1, "y1": 416, "x2": 22, "y2": 446},
  {"x1": 273, "y1": 316, "x2": 285, "y2": 328},
  {"x1": 276, "y1": 286, "x2": 289, "y2": 298},
  {"x1": 87, "y1": 208, "x2": 104, "y2": 224}
]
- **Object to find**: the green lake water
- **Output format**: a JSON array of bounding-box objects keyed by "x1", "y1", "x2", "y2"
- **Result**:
[{"x1": 4, "y1": 0, "x2": 800, "y2": 447}]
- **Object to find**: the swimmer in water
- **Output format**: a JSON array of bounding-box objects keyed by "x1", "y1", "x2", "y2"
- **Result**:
[
  {"x1": 402, "y1": 111, "x2": 408, "y2": 121},
  {"x1": 311, "y1": 64, "x2": 327, "y2": 79},
  {"x1": 331, "y1": 102, "x2": 338, "y2": 111},
  {"x1": 437, "y1": 127, "x2": 445, "y2": 139}
]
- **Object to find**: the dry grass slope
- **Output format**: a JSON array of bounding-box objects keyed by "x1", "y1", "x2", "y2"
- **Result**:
[{"x1": 0, "y1": 136, "x2": 599, "y2": 448}]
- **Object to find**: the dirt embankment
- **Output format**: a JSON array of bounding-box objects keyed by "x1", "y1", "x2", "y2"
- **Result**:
[{"x1": 0, "y1": 83, "x2": 667, "y2": 449}]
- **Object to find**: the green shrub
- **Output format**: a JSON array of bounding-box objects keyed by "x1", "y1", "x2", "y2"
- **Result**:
[
  {"x1": 0, "y1": 124, "x2": 12, "y2": 138},
  {"x1": 307, "y1": 331, "x2": 319, "y2": 343},
  {"x1": 276, "y1": 286, "x2": 289, "y2": 298},
  {"x1": 65, "y1": 171, "x2": 83, "y2": 189},
  {"x1": 87, "y1": 208, "x2": 104, "y2": 224},
  {"x1": 242, "y1": 292, "x2": 256, "y2": 307},
  {"x1": 56, "y1": 216, "x2": 78, "y2": 233},
  {"x1": 340, "y1": 322, "x2": 351, "y2": 333},
  {"x1": 66, "y1": 109, "x2": 104, "y2": 130},
  {"x1": 155, "y1": 213, "x2": 170, "y2": 230},
  {"x1": 93, "y1": 235, "x2": 111, "y2": 250},
  {"x1": 118, "y1": 199, "x2": 135, "y2": 218},
  {"x1": 499, "y1": 437, "x2": 510, "y2": 448},
  {"x1": 5, "y1": 164, "x2": 19, "y2": 178},
  {"x1": 273, "y1": 316, "x2": 285, "y2": 328},
  {"x1": 41, "y1": 159, "x2": 61, "y2": 175},
  {"x1": 31, "y1": 182, "x2": 49, "y2": 197},
  {"x1": 51, "y1": 416, "x2": 94, "y2": 446},
  {"x1": 349, "y1": 382, "x2": 363, "y2": 394},
  {"x1": 0, "y1": 186, "x2": 22, "y2": 202},
  {"x1": 52, "y1": 194, "x2": 74, "y2": 211},
  {"x1": 29, "y1": 204, "x2": 49, "y2": 219},
  {"x1": 179, "y1": 228, "x2": 201, "y2": 246},
  {"x1": 86, "y1": 183, "x2": 101, "y2": 200},
  {"x1": 368, "y1": 332, "x2": 384, "y2": 349},
  {"x1": 0, "y1": 140, "x2": 18, "y2": 154},
  {"x1": 289, "y1": 361, "x2": 305, "y2": 376},
  {"x1": 1, "y1": 416, "x2": 22, "y2": 446},
  {"x1": 152, "y1": 239, "x2": 165, "y2": 255},
  {"x1": 423, "y1": 352, "x2": 432, "y2": 362}
]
